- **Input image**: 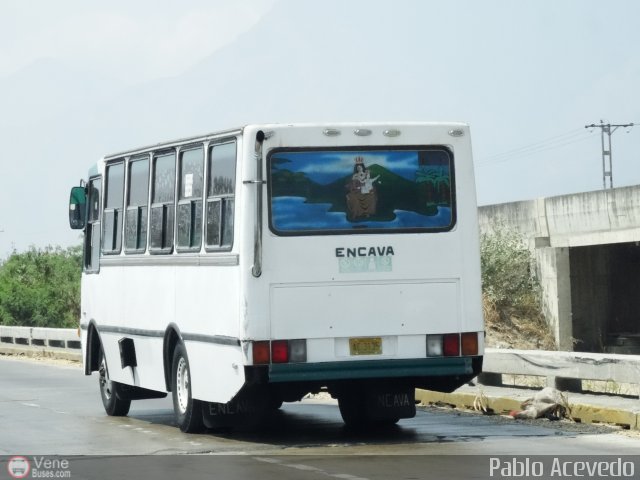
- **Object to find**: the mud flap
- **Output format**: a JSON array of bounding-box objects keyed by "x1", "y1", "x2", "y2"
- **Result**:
[
  {"x1": 202, "y1": 388, "x2": 270, "y2": 429},
  {"x1": 364, "y1": 386, "x2": 416, "y2": 420}
]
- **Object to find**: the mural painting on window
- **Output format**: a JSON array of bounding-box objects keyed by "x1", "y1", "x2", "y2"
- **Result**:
[{"x1": 269, "y1": 149, "x2": 453, "y2": 233}]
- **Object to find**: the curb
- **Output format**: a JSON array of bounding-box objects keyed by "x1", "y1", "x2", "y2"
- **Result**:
[
  {"x1": 0, "y1": 345, "x2": 82, "y2": 362},
  {"x1": 415, "y1": 388, "x2": 640, "y2": 431}
]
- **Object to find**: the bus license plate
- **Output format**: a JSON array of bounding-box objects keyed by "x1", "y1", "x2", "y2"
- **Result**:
[{"x1": 349, "y1": 337, "x2": 382, "y2": 356}]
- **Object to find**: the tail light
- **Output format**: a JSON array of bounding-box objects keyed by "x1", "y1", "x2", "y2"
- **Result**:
[
  {"x1": 443, "y1": 334, "x2": 460, "y2": 356},
  {"x1": 426, "y1": 335, "x2": 443, "y2": 356},
  {"x1": 252, "y1": 339, "x2": 307, "y2": 364},
  {"x1": 271, "y1": 340, "x2": 289, "y2": 363},
  {"x1": 288, "y1": 339, "x2": 307, "y2": 363},
  {"x1": 252, "y1": 341, "x2": 270, "y2": 364},
  {"x1": 461, "y1": 332, "x2": 479, "y2": 356},
  {"x1": 427, "y1": 333, "x2": 479, "y2": 357}
]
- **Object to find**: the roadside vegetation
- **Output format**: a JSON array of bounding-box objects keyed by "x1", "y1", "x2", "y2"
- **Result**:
[
  {"x1": 0, "y1": 246, "x2": 82, "y2": 328},
  {"x1": 480, "y1": 226, "x2": 556, "y2": 350}
]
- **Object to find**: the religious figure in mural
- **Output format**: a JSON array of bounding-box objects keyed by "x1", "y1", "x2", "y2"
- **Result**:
[{"x1": 346, "y1": 156, "x2": 380, "y2": 220}]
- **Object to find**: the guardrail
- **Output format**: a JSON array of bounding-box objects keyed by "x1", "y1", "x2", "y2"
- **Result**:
[
  {"x1": 1, "y1": 329, "x2": 639, "y2": 396},
  {"x1": 0, "y1": 326, "x2": 81, "y2": 361},
  {"x1": 481, "y1": 348, "x2": 640, "y2": 397}
]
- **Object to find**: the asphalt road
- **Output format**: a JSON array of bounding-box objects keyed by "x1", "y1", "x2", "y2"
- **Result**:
[{"x1": 1, "y1": 356, "x2": 639, "y2": 479}]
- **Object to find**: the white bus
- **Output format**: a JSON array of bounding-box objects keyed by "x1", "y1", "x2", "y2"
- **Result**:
[{"x1": 68, "y1": 122, "x2": 484, "y2": 432}]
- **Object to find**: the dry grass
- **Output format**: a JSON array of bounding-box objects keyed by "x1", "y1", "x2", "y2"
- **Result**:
[{"x1": 483, "y1": 296, "x2": 557, "y2": 351}]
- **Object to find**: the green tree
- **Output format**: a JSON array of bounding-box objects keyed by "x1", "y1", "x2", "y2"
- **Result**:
[
  {"x1": 0, "y1": 246, "x2": 82, "y2": 328},
  {"x1": 480, "y1": 227, "x2": 539, "y2": 309},
  {"x1": 480, "y1": 227, "x2": 557, "y2": 350}
]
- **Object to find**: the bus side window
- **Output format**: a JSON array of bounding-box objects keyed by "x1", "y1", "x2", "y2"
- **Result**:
[
  {"x1": 85, "y1": 177, "x2": 102, "y2": 272},
  {"x1": 176, "y1": 146, "x2": 204, "y2": 252},
  {"x1": 102, "y1": 162, "x2": 124, "y2": 254},
  {"x1": 150, "y1": 151, "x2": 176, "y2": 253},
  {"x1": 125, "y1": 156, "x2": 150, "y2": 253},
  {"x1": 206, "y1": 141, "x2": 236, "y2": 250}
]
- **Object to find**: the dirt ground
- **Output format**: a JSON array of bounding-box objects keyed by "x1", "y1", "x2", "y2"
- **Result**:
[
  {"x1": 0, "y1": 351, "x2": 81, "y2": 367},
  {"x1": 483, "y1": 298, "x2": 557, "y2": 350}
]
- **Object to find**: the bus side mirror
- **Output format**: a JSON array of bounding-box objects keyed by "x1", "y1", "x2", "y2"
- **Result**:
[{"x1": 69, "y1": 186, "x2": 87, "y2": 230}]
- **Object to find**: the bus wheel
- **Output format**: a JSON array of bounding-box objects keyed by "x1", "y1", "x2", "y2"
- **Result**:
[
  {"x1": 171, "y1": 343, "x2": 204, "y2": 433},
  {"x1": 337, "y1": 393, "x2": 366, "y2": 427},
  {"x1": 98, "y1": 352, "x2": 131, "y2": 416}
]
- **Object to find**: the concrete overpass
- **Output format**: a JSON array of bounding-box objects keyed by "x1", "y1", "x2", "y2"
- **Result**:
[{"x1": 478, "y1": 185, "x2": 640, "y2": 353}]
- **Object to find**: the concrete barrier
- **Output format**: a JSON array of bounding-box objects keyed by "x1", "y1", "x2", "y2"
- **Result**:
[
  {"x1": 480, "y1": 348, "x2": 640, "y2": 395},
  {"x1": 0, "y1": 326, "x2": 81, "y2": 361}
]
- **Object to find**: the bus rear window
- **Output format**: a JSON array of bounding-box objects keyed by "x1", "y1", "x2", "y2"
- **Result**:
[{"x1": 268, "y1": 147, "x2": 455, "y2": 235}]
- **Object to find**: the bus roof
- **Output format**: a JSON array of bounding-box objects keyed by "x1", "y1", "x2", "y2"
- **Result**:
[{"x1": 100, "y1": 121, "x2": 469, "y2": 162}]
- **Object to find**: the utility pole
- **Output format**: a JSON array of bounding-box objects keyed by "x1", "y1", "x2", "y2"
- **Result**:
[{"x1": 585, "y1": 121, "x2": 634, "y2": 189}]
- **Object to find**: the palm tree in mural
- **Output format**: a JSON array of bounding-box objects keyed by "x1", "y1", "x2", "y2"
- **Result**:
[
  {"x1": 416, "y1": 167, "x2": 450, "y2": 215},
  {"x1": 432, "y1": 167, "x2": 450, "y2": 205}
]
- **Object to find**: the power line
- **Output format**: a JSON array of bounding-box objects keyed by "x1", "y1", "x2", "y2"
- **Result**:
[
  {"x1": 478, "y1": 129, "x2": 593, "y2": 166},
  {"x1": 480, "y1": 128, "x2": 585, "y2": 162},
  {"x1": 584, "y1": 121, "x2": 635, "y2": 189}
]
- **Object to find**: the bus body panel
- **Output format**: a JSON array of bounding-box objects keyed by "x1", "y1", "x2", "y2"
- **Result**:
[
  {"x1": 82, "y1": 261, "x2": 246, "y2": 402},
  {"x1": 240, "y1": 124, "x2": 483, "y2": 372},
  {"x1": 270, "y1": 280, "x2": 460, "y2": 340},
  {"x1": 185, "y1": 341, "x2": 246, "y2": 402},
  {"x1": 76, "y1": 122, "x2": 483, "y2": 417},
  {"x1": 79, "y1": 132, "x2": 249, "y2": 404}
]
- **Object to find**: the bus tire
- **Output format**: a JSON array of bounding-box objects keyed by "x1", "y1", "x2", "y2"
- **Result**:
[
  {"x1": 98, "y1": 351, "x2": 131, "y2": 417},
  {"x1": 171, "y1": 343, "x2": 204, "y2": 433},
  {"x1": 337, "y1": 393, "x2": 366, "y2": 427}
]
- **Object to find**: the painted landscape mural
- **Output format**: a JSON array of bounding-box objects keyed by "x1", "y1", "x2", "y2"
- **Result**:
[{"x1": 269, "y1": 149, "x2": 453, "y2": 233}]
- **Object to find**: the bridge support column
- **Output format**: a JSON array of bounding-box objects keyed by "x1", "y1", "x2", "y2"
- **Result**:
[{"x1": 537, "y1": 247, "x2": 573, "y2": 351}]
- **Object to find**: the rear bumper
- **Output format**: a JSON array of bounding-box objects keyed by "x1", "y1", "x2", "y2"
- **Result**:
[{"x1": 266, "y1": 356, "x2": 482, "y2": 383}]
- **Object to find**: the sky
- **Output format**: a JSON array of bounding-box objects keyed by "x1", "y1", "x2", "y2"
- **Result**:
[{"x1": 0, "y1": 0, "x2": 639, "y2": 258}]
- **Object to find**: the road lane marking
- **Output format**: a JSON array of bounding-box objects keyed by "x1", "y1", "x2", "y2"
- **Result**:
[
  {"x1": 287, "y1": 464, "x2": 323, "y2": 472},
  {"x1": 253, "y1": 457, "x2": 370, "y2": 480}
]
